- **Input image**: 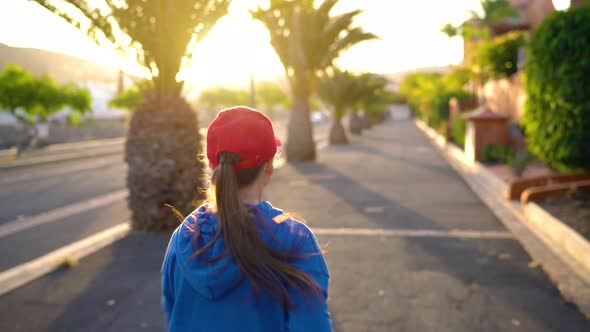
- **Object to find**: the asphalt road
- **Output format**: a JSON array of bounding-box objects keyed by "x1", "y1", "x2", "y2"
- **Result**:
[
  {"x1": 0, "y1": 118, "x2": 588, "y2": 331},
  {"x1": 0, "y1": 154, "x2": 127, "y2": 223},
  {"x1": 0, "y1": 120, "x2": 329, "y2": 272}
]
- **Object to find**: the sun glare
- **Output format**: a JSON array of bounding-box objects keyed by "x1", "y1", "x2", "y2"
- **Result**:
[
  {"x1": 552, "y1": 0, "x2": 570, "y2": 10},
  {"x1": 179, "y1": 0, "x2": 283, "y2": 94},
  {"x1": 0, "y1": 0, "x2": 472, "y2": 92}
]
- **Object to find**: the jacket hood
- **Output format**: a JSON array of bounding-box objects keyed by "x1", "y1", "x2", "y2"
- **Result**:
[{"x1": 172, "y1": 201, "x2": 285, "y2": 300}]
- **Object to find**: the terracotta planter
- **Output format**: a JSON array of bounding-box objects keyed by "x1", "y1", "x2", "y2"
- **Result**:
[
  {"x1": 506, "y1": 173, "x2": 590, "y2": 201},
  {"x1": 521, "y1": 179, "x2": 590, "y2": 205}
]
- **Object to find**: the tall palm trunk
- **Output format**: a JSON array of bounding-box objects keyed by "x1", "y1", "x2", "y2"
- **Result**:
[
  {"x1": 286, "y1": 95, "x2": 316, "y2": 161},
  {"x1": 349, "y1": 110, "x2": 363, "y2": 135},
  {"x1": 329, "y1": 111, "x2": 348, "y2": 144},
  {"x1": 126, "y1": 93, "x2": 207, "y2": 232}
]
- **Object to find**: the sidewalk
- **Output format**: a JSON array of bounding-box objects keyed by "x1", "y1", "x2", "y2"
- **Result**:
[{"x1": 1, "y1": 119, "x2": 588, "y2": 331}]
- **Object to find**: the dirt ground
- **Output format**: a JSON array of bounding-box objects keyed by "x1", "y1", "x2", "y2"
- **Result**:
[{"x1": 542, "y1": 192, "x2": 590, "y2": 241}]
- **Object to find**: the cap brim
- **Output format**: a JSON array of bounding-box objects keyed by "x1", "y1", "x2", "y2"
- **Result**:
[{"x1": 274, "y1": 136, "x2": 282, "y2": 147}]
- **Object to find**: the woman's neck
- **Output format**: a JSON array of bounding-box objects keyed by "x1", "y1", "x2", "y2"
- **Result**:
[{"x1": 238, "y1": 185, "x2": 263, "y2": 206}]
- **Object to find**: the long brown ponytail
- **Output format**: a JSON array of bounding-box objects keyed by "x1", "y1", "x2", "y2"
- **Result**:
[{"x1": 190, "y1": 151, "x2": 321, "y2": 308}]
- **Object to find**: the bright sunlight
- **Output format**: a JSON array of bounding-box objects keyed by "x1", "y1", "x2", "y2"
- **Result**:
[{"x1": 2, "y1": 0, "x2": 558, "y2": 93}]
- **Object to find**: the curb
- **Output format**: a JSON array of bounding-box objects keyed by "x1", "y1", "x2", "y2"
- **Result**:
[
  {"x1": 0, "y1": 223, "x2": 131, "y2": 297},
  {"x1": 523, "y1": 202, "x2": 590, "y2": 285},
  {"x1": 0, "y1": 146, "x2": 123, "y2": 169},
  {"x1": 0, "y1": 129, "x2": 207, "y2": 169},
  {"x1": 0, "y1": 137, "x2": 124, "y2": 160},
  {"x1": 415, "y1": 119, "x2": 590, "y2": 318}
]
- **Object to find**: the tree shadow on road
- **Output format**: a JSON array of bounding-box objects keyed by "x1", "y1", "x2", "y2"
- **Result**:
[
  {"x1": 0, "y1": 232, "x2": 170, "y2": 332},
  {"x1": 290, "y1": 161, "x2": 590, "y2": 331}
]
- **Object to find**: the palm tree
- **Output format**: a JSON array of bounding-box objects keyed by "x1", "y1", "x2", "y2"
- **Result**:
[
  {"x1": 317, "y1": 70, "x2": 358, "y2": 144},
  {"x1": 35, "y1": 0, "x2": 231, "y2": 231},
  {"x1": 357, "y1": 73, "x2": 389, "y2": 129},
  {"x1": 252, "y1": 0, "x2": 377, "y2": 161},
  {"x1": 346, "y1": 73, "x2": 384, "y2": 135}
]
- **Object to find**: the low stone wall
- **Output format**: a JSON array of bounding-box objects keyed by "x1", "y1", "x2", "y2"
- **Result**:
[{"x1": 0, "y1": 118, "x2": 127, "y2": 149}]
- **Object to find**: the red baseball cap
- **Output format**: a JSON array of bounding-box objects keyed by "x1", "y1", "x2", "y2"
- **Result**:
[{"x1": 206, "y1": 106, "x2": 281, "y2": 170}]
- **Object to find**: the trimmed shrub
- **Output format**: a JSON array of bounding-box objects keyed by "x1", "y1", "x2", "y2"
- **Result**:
[
  {"x1": 450, "y1": 116, "x2": 467, "y2": 148},
  {"x1": 482, "y1": 144, "x2": 515, "y2": 164},
  {"x1": 522, "y1": 5, "x2": 590, "y2": 172},
  {"x1": 509, "y1": 150, "x2": 536, "y2": 177}
]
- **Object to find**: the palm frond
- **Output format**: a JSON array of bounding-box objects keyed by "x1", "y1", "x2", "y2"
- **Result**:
[
  {"x1": 36, "y1": 0, "x2": 231, "y2": 96},
  {"x1": 321, "y1": 29, "x2": 378, "y2": 68},
  {"x1": 254, "y1": 0, "x2": 377, "y2": 98}
]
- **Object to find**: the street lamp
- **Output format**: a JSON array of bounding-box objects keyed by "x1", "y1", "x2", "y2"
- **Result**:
[{"x1": 240, "y1": 19, "x2": 257, "y2": 108}]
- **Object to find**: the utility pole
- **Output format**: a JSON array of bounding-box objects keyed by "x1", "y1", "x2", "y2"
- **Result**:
[{"x1": 117, "y1": 69, "x2": 124, "y2": 94}]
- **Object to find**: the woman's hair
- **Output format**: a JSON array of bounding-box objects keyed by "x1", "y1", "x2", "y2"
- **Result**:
[{"x1": 189, "y1": 151, "x2": 321, "y2": 308}]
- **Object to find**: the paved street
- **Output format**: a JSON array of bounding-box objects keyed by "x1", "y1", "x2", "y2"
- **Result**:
[
  {"x1": 0, "y1": 154, "x2": 128, "y2": 270},
  {"x1": 0, "y1": 154, "x2": 125, "y2": 223},
  {"x1": 0, "y1": 120, "x2": 327, "y2": 272},
  {"x1": 0, "y1": 118, "x2": 587, "y2": 331}
]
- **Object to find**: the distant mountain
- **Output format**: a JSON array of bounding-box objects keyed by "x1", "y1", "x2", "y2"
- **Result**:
[{"x1": 0, "y1": 43, "x2": 118, "y2": 83}]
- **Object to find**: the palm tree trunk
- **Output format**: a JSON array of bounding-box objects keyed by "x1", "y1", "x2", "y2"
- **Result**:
[
  {"x1": 329, "y1": 113, "x2": 348, "y2": 144},
  {"x1": 286, "y1": 94, "x2": 316, "y2": 161},
  {"x1": 349, "y1": 110, "x2": 363, "y2": 135},
  {"x1": 126, "y1": 93, "x2": 207, "y2": 232}
]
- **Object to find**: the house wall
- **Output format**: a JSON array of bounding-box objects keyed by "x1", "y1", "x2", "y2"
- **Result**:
[
  {"x1": 468, "y1": 1, "x2": 556, "y2": 123},
  {"x1": 521, "y1": 0, "x2": 556, "y2": 27},
  {"x1": 482, "y1": 72, "x2": 526, "y2": 123}
]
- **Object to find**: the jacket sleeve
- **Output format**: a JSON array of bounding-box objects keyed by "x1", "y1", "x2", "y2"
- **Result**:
[
  {"x1": 161, "y1": 235, "x2": 176, "y2": 321},
  {"x1": 286, "y1": 225, "x2": 334, "y2": 332}
]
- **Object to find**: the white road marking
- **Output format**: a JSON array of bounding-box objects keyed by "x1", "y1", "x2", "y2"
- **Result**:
[
  {"x1": 0, "y1": 222, "x2": 131, "y2": 296},
  {"x1": 0, "y1": 189, "x2": 128, "y2": 238},
  {"x1": 311, "y1": 227, "x2": 513, "y2": 239},
  {"x1": 0, "y1": 132, "x2": 327, "y2": 237}
]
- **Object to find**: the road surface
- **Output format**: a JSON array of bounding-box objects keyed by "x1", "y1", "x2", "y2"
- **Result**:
[{"x1": 0, "y1": 121, "x2": 330, "y2": 272}]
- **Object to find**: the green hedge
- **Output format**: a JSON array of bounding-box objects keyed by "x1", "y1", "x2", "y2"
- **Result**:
[
  {"x1": 482, "y1": 144, "x2": 515, "y2": 164},
  {"x1": 522, "y1": 5, "x2": 590, "y2": 172}
]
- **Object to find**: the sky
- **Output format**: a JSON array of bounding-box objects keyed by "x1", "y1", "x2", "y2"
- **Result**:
[{"x1": 0, "y1": 0, "x2": 571, "y2": 94}]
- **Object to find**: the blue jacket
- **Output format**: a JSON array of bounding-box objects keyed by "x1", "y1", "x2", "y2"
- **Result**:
[{"x1": 161, "y1": 201, "x2": 333, "y2": 332}]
